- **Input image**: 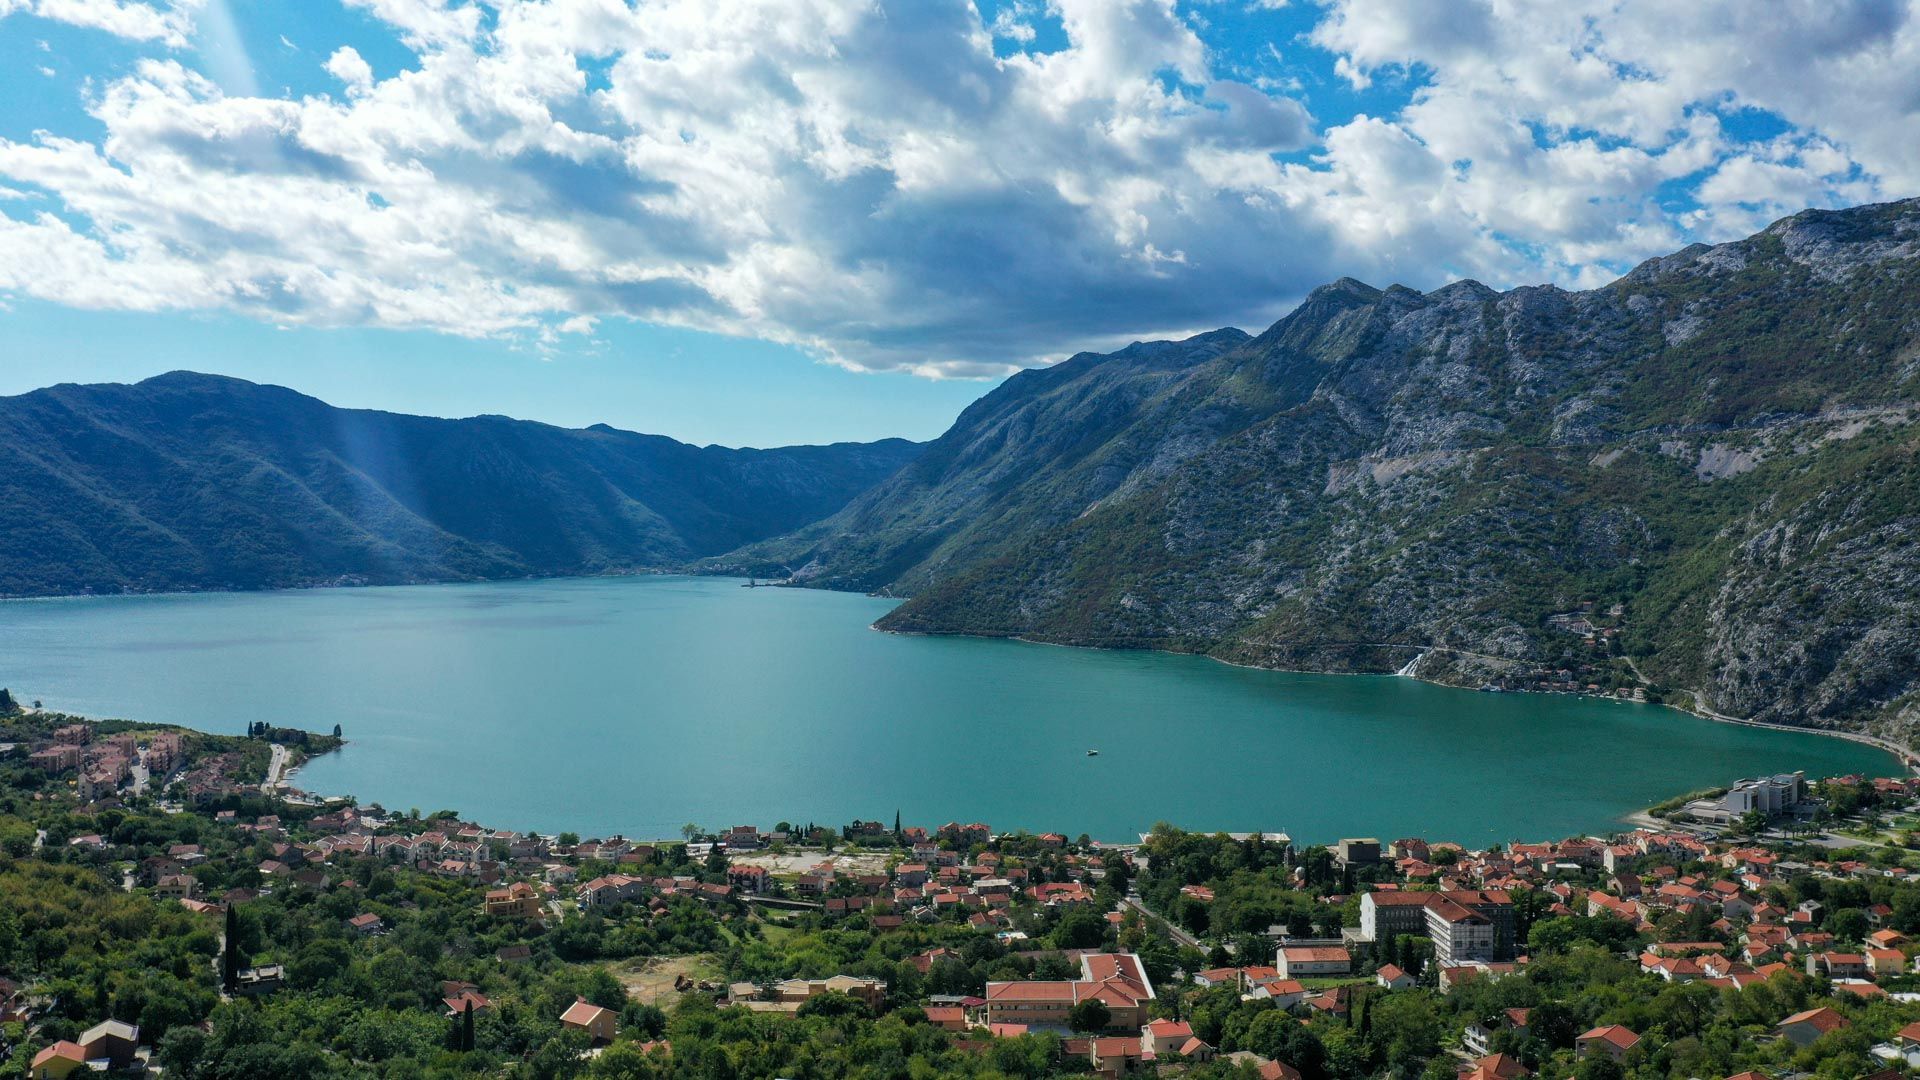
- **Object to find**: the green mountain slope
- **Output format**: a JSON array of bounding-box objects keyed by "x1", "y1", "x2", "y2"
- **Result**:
[
  {"x1": 724, "y1": 199, "x2": 1920, "y2": 740},
  {"x1": 0, "y1": 372, "x2": 921, "y2": 596}
]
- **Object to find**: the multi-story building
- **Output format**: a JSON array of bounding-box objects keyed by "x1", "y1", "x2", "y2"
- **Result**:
[
  {"x1": 1723, "y1": 773, "x2": 1805, "y2": 817},
  {"x1": 1360, "y1": 890, "x2": 1516, "y2": 961},
  {"x1": 984, "y1": 953, "x2": 1155, "y2": 1030},
  {"x1": 1425, "y1": 897, "x2": 1498, "y2": 967},
  {"x1": 1335, "y1": 838, "x2": 1381, "y2": 868}
]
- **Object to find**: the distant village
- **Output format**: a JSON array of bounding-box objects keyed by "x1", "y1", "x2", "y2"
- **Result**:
[{"x1": 7, "y1": 704, "x2": 1920, "y2": 1079}]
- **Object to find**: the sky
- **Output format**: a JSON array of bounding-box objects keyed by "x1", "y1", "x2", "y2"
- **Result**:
[{"x1": 0, "y1": 1, "x2": 1913, "y2": 446}]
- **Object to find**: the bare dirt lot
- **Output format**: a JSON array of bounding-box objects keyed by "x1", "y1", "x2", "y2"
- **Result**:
[
  {"x1": 614, "y1": 954, "x2": 722, "y2": 1005},
  {"x1": 727, "y1": 849, "x2": 894, "y2": 876}
]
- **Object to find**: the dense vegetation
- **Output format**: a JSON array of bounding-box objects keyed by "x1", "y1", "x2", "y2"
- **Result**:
[
  {"x1": 0, "y1": 372, "x2": 921, "y2": 597},
  {"x1": 725, "y1": 199, "x2": 1920, "y2": 743},
  {"x1": 7, "y1": 707, "x2": 1920, "y2": 1079}
]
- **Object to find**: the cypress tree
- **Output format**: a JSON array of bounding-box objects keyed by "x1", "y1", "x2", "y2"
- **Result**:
[
  {"x1": 222, "y1": 905, "x2": 240, "y2": 993},
  {"x1": 462, "y1": 1000, "x2": 475, "y2": 1052}
]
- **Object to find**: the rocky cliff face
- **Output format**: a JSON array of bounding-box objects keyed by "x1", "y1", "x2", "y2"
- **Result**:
[{"x1": 722, "y1": 199, "x2": 1920, "y2": 743}]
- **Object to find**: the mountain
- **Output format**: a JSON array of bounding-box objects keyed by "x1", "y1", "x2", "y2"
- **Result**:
[
  {"x1": 0, "y1": 372, "x2": 922, "y2": 596},
  {"x1": 719, "y1": 198, "x2": 1920, "y2": 742}
]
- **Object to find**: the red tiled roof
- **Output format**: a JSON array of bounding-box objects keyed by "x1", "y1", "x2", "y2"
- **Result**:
[
  {"x1": 1578, "y1": 1025, "x2": 1640, "y2": 1050},
  {"x1": 561, "y1": 1000, "x2": 612, "y2": 1026},
  {"x1": 1778, "y1": 1007, "x2": 1848, "y2": 1034}
]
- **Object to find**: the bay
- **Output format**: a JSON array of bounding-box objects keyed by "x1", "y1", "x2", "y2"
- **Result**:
[{"x1": 0, "y1": 575, "x2": 1895, "y2": 843}]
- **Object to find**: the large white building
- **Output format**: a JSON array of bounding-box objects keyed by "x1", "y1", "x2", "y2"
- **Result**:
[
  {"x1": 1359, "y1": 890, "x2": 1517, "y2": 962},
  {"x1": 1425, "y1": 897, "x2": 1498, "y2": 967},
  {"x1": 1723, "y1": 773, "x2": 1805, "y2": 816}
]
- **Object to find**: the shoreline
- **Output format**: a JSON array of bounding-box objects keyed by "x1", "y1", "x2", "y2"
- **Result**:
[
  {"x1": 20, "y1": 697, "x2": 1891, "y2": 850},
  {"x1": 14, "y1": 569, "x2": 1916, "y2": 774},
  {"x1": 7, "y1": 576, "x2": 1906, "y2": 846},
  {"x1": 880, "y1": 624, "x2": 1914, "y2": 774}
]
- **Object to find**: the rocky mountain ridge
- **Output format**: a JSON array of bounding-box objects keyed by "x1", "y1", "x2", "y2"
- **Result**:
[{"x1": 718, "y1": 198, "x2": 1920, "y2": 744}]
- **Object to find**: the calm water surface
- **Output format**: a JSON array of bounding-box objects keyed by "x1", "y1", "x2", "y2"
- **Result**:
[{"x1": 0, "y1": 576, "x2": 1895, "y2": 842}]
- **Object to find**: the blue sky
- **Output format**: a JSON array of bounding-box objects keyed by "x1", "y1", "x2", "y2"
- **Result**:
[{"x1": 0, "y1": 0, "x2": 1909, "y2": 446}]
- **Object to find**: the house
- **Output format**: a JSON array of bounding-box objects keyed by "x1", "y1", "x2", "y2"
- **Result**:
[
  {"x1": 1277, "y1": 946, "x2": 1351, "y2": 979},
  {"x1": 444, "y1": 991, "x2": 494, "y2": 1018},
  {"x1": 1090, "y1": 1035, "x2": 1145, "y2": 1075},
  {"x1": 925, "y1": 1006, "x2": 970, "y2": 1032},
  {"x1": 153, "y1": 873, "x2": 198, "y2": 901},
  {"x1": 347, "y1": 912, "x2": 386, "y2": 936},
  {"x1": 1222, "y1": 1053, "x2": 1302, "y2": 1080},
  {"x1": 1193, "y1": 967, "x2": 1245, "y2": 990},
  {"x1": 1868, "y1": 948, "x2": 1906, "y2": 977},
  {"x1": 78, "y1": 1019, "x2": 140, "y2": 1070},
  {"x1": 496, "y1": 944, "x2": 533, "y2": 964},
  {"x1": 484, "y1": 882, "x2": 543, "y2": 918},
  {"x1": 1459, "y1": 1053, "x2": 1530, "y2": 1080},
  {"x1": 560, "y1": 998, "x2": 617, "y2": 1044},
  {"x1": 29, "y1": 1042, "x2": 88, "y2": 1080},
  {"x1": 1776, "y1": 1007, "x2": 1848, "y2": 1047},
  {"x1": 727, "y1": 865, "x2": 771, "y2": 893},
  {"x1": 1246, "y1": 977, "x2": 1307, "y2": 1008},
  {"x1": 1807, "y1": 952, "x2": 1869, "y2": 980},
  {"x1": 1375, "y1": 964, "x2": 1416, "y2": 990},
  {"x1": 234, "y1": 965, "x2": 285, "y2": 997},
  {"x1": 909, "y1": 947, "x2": 965, "y2": 974},
  {"x1": 1143, "y1": 1019, "x2": 1198, "y2": 1058},
  {"x1": 939, "y1": 822, "x2": 991, "y2": 846},
  {"x1": 1575, "y1": 1026, "x2": 1640, "y2": 1063}
]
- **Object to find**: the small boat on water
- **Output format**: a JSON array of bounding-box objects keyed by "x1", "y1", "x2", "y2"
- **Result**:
[{"x1": 1086, "y1": 749, "x2": 1100, "y2": 757}]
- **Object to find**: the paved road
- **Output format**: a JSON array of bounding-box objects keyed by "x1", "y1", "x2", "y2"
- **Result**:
[
  {"x1": 1121, "y1": 893, "x2": 1201, "y2": 950},
  {"x1": 262, "y1": 744, "x2": 291, "y2": 793}
]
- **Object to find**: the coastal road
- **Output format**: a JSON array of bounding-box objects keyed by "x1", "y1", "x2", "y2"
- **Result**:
[{"x1": 262, "y1": 744, "x2": 291, "y2": 793}]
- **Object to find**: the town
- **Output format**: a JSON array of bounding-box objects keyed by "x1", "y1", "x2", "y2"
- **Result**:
[{"x1": 5, "y1": 701, "x2": 1920, "y2": 1079}]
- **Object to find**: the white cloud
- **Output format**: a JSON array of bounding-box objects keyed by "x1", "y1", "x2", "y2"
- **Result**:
[
  {"x1": 1306, "y1": 0, "x2": 1915, "y2": 278},
  {"x1": 0, "y1": 0, "x2": 1912, "y2": 378},
  {"x1": 324, "y1": 45, "x2": 374, "y2": 94},
  {"x1": 3, "y1": 0, "x2": 202, "y2": 47}
]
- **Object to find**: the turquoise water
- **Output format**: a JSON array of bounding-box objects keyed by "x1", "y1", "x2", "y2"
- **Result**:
[{"x1": 0, "y1": 576, "x2": 1895, "y2": 843}]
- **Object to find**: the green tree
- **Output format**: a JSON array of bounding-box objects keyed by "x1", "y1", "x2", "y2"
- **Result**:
[
  {"x1": 1577, "y1": 1054, "x2": 1625, "y2": 1080},
  {"x1": 1069, "y1": 998, "x2": 1111, "y2": 1033},
  {"x1": 1826, "y1": 908, "x2": 1869, "y2": 943},
  {"x1": 1053, "y1": 907, "x2": 1108, "y2": 950},
  {"x1": 221, "y1": 904, "x2": 240, "y2": 993}
]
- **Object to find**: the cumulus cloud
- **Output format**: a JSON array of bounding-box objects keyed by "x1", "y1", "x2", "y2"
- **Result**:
[
  {"x1": 3, "y1": 0, "x2": 202, "y2": 47},
  {"x1": 1308, "y1": 0, "x2": 1911, "y2": 281},
  {"x1": 0, "y1": 0, "x2": 1912, "y2": 376},
  {"x1": 324, "y1": 45, "x2": 374, "y2": 94}
]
